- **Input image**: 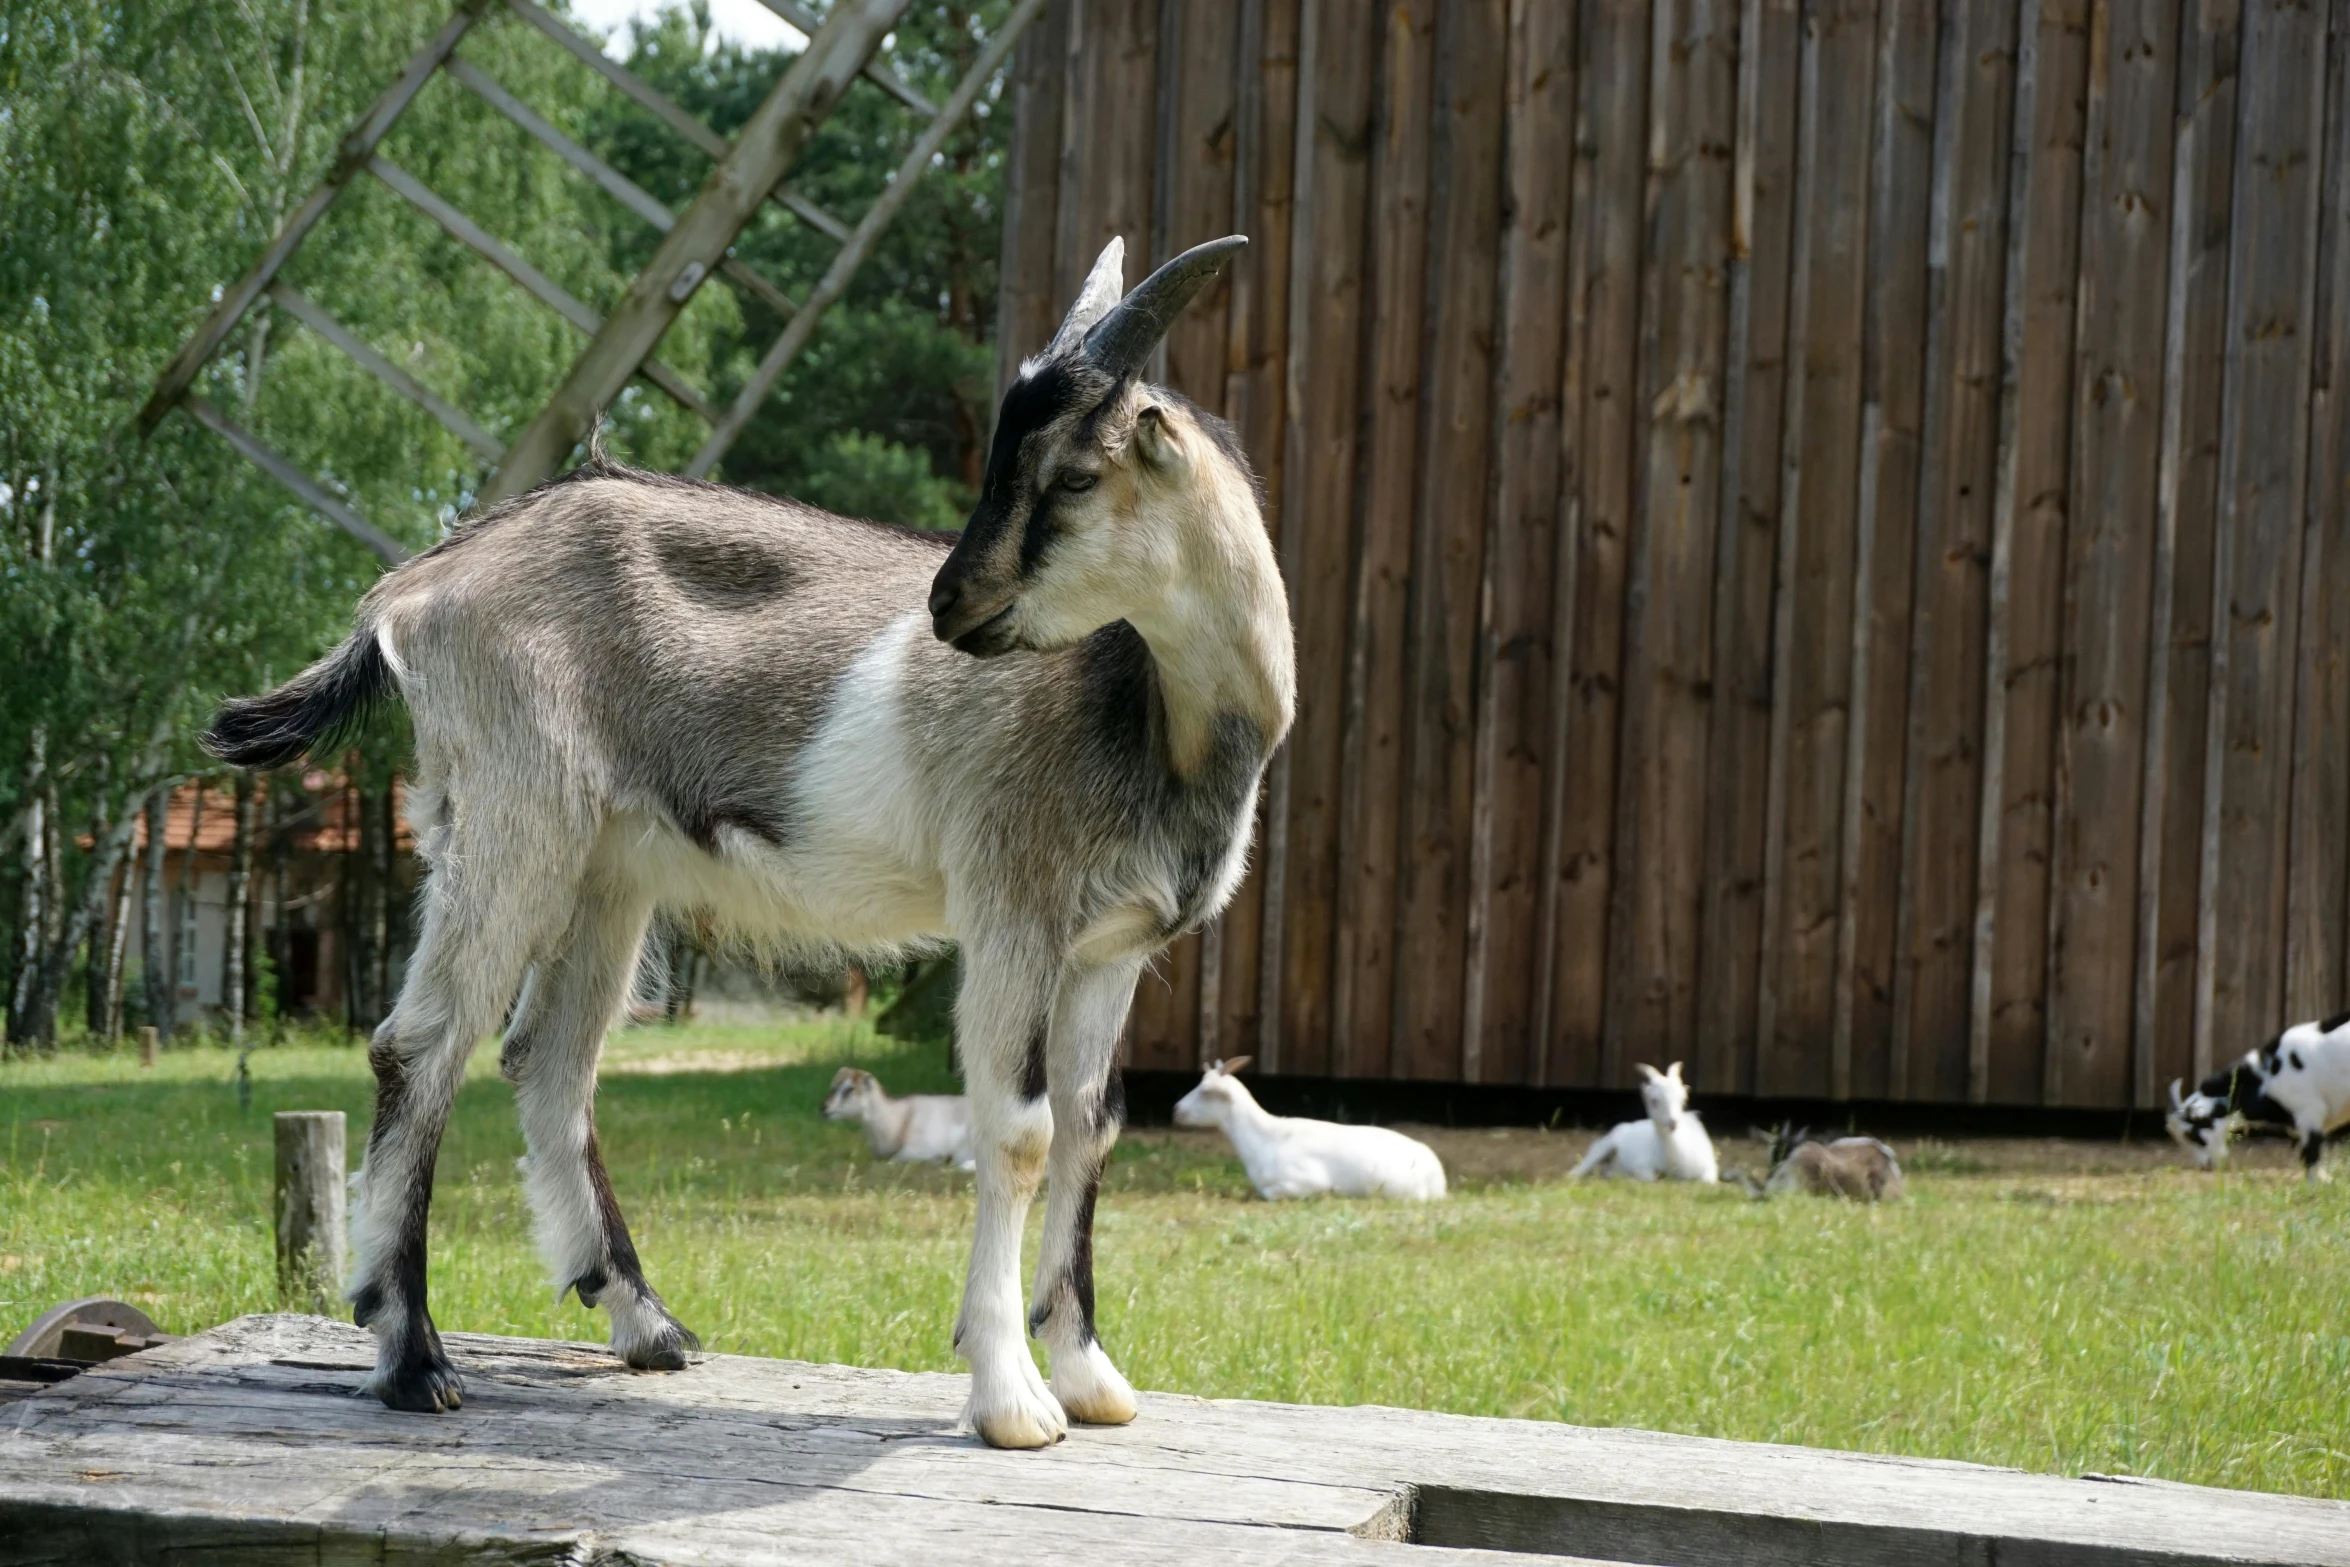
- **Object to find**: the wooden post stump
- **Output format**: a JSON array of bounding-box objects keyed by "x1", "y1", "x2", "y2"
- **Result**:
[
  {"x1": 273, "y1": 1111, "x2": 346, "y2": 1314},
  {"x1": 137, "y1": 1026, "x2": 158, "y2": 1068}
]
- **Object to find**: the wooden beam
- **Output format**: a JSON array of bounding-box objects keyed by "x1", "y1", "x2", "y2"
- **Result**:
[
  {"x1": 137, "y1": 2, "x2": 486, "y2": 432},
  {"x1": 745, "y1": 0, "x2": 940, "y2": 117},
  {"x1": 182, "y1": 396, "x2": 410, "y2": 565},
  {"x1": 686, "y1": 0, "x2": 1047, "y2": 477},
  {"x1": 444, "y1": 57, "x2": 799, "y2": 319},
  {"x1": 502, "y1": 0, "x2": 850, "y2": 243},
  {"x1": 487, "y1": 0, "x2": 911, "y2": 500},
  {"x1": 367, "y1": 154, "x2": 719, "y2": 424},
  {"x1": 266, "y1": 284, "x2": 502, "y2": 464}
]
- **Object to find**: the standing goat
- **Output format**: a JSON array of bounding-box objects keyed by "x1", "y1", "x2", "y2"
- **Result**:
[
  {"x1": 2168, "y1": 1012, "x2": 2350, "y2": 1181},
  {"x1": 1569, "y1": 1062, "x2": 1719, "y2": 1183},
  {"x1": 1171, "y1": 1058, "x2": 1447, "y2": 1200},
  {"x1": 823, "y1": 1066, "x2": 973, "y2": 1168},
  {"x1": 202, "y1": 236, "x2": 1288, "y2": 1449}
]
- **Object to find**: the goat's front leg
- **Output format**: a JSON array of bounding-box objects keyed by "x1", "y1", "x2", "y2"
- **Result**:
[
  {"x1": 2300, "y1": 1128, "x2": 2330, "y2": 1183},
  {"x1": 953, "y1": 942, "x2": 1065, "y2": 1448},
  {"x1": 1029, "y1": 958, "x2": 1144, "y2": 1425}
]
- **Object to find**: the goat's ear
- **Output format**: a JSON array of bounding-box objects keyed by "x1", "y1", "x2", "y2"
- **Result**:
[
  {"x1": 1636, "y1": 1063, "x2": 1663, "y2": 1083},
  {"x1": 1667, "y1": 1061, "x2": 1685, "y2": 1083},
  {"x1": 1133, "y1": 404, "x2": 1185, "y2": 472},
  {"x1": 1223, "y1": 1055, "x2": 1253, "y2": 1075}
]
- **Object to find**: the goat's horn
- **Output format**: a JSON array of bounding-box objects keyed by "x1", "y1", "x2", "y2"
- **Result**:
[
  {"x1": 1043, "y1": 237, "x2": 1126, "y2": 362},
  {"x1": 1084, "y1": 235, "x2": 1248, "y2": 380},
  {"x1": 1222, "y1": 1054, "x2": 1253, "y2": 1074}
]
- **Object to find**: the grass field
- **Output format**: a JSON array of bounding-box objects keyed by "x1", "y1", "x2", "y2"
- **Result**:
[{"x1": 5, "y1": 1019, "x2": 2347, "y2": 1500}]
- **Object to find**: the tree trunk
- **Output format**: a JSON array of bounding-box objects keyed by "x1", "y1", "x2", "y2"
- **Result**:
[
  {"x1": 8, "y1": 728, "x2": 47, "y2": 1044},
  {"x1": 20, "y1": 782, "x2": 139, "y2": 1046},
  {"x1": 166, "y1": 781, "x2": 206, "y2": 1034},
  {"x1": 223, "y1": 772, "x2": 257, "y2": 1044},
  {"x1": 95, "y1": 858, "x2": 132, "y2": 1039},
  {"x1": 142, "y1": 786, "x2": 172, "y2": 1040}
]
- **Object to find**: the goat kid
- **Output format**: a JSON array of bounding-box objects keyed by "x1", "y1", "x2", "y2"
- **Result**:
[
  {"x1": 823, "y1": 1067, "x2": 974, "y2": 1168},
  {"x1": 1570, "y1": 1062, "x2": 1719, "y2": 1183},
  {"x1": 202, "y1": 234, "x2": 1289, "y2": 1449},
  {"x1": 1743, "y1": 1127, "x2": 1905, "y2": 1202},
  {"x1": 1171, "y1": 1058, "x2": 1447, "y2": 1201},
  {"x1": 2168, "y1": 1012, "x2": 2350, "y2": 1181}
]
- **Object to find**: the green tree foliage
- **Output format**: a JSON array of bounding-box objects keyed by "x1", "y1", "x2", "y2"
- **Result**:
[{"x1": 1, "y1": 0, "x2": 1014, "y2": 1041}]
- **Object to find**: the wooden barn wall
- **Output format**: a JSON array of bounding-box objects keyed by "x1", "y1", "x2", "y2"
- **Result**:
[{"x1": 994, "y1": 0, "x2": 2350, "y2": 1108}]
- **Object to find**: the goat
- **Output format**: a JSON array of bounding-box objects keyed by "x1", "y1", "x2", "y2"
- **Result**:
[
  {"x1": 1741, "y1": 1125, "x2": 1905, "y2": 1201},
  {"x1": 2168, "y1": 1012, "x2": 2350, "y2": 1181},
  {"x1": 1569, "y1": 1062, "x2": 1719, "y2": 1183},
  {"x1": 201, "y1": 235, "x2": 1289, "y2": 1449},
  {"x1": 1171, "y1": 1058, "x2": 1446, "y2": 1200},
  {"x1": 823, "y1": 1067, "x2": 974, "y2": 1168}
]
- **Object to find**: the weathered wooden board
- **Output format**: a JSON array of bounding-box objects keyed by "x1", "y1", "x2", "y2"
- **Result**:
[
  {"x1": 1273, "y1": 0, "x2": 1375, "y2": 1078},
  {"x1": 7, "y1": 1316, "x2": 2348, "y2": 1566},
  {"x1": 1335, "y1": 0, "x2": 1436, "y2": 1078},
  {"x1": 1469, "y1": 0, "x2": 1579, "y2": 1087},
  {"x1": 1605, "y1": 0, "x2": 1736, "y2": 1085}
]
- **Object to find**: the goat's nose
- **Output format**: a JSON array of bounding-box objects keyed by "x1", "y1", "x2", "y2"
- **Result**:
[{"x1": 929, "y1": 580, "x2": 961, "y2": 619}]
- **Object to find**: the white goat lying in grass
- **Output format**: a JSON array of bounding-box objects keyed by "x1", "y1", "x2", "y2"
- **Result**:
[
  {"x1": 823, "y1": 1067, "x2": 974, "y2": 1169},
  {"x1": 1172, "y1": 1058, "x2": 1447, "y2": 1200},
  {"x1": 1570, "y1": 1062, "x2": 1719, "y2": 1183}
]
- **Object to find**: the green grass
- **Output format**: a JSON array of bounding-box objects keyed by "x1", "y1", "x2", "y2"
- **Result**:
[{"x1": 5, "y1": 1022, "x2": 2348, "y2": 1499}]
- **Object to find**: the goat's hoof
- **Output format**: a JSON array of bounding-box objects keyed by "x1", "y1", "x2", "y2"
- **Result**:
[
  {"x1": 617, "y1": 1309, "x2": 700, "y2": 1372},
  {"x1": 1051, "y1": 1342, "x2": 1137, "y2": 1426},
  {"x1": 967, "y1": 1365, "x2": 1068, "y2": 1449},
  {"x1": 363, "y1": 1353, "x2": 464, "y2": 1413}
]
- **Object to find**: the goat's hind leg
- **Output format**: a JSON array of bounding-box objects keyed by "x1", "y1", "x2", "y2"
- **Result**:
[
  {"x1": 952, "y1": 939, "x2": 1065, "y2": 1448},
  {"x1": 351, "y1": 821, "x2": 567, "y2": 1412},
  {"x1": 503, "y1": 869, "x2": 696, "y2": 1369},
  {"x1": 1029, "y1": 958, "x2": 1144, "y2": 1425}
]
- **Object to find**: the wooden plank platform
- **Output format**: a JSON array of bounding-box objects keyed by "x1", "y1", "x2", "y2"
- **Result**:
[{"x1": 3, "y1": 1314, "x2": 2344, "y2": 1565}]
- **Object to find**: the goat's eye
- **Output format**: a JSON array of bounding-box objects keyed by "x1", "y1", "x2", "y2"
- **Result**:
[{"x1": 1058, "y1": 471, "x2": 1096, "y2": 493}]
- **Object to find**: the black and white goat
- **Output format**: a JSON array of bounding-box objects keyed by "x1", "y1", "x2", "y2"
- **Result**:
[
  {"x1": 202, "y1": 235, "x2": 1289, "y2": 1449},
  {"x1": 2168, "y1": 1012, "x2": 2350, "y2": 1181}
]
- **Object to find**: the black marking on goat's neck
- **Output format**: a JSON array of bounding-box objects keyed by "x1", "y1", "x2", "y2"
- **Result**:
[
  {"x1": 2321, "y1": 1009, "x2": 2350, "y2": 1034},
  {"x1": 2200, "y1": 1061, "x2": 2294, "y2": 1131},
  {"x1": 1076, "y1": 622, "x2": 1270, "y2": 933},
  {"x1": 1019, "y1": 1021, "x2": 1050, "y2": 1102}
]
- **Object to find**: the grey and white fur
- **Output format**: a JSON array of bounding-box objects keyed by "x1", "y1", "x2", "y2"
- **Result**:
[{"x1": 201, "y1": 235, "x2": 1290, "y2": 1449}]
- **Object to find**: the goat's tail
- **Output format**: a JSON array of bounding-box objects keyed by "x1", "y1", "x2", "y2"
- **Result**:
[{"x1": 203, "y1": 612, "x2": 395, "y2": 770}]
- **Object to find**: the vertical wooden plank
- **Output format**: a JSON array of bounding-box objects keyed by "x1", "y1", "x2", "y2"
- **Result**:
[
  {"x1": 1607, "y1": 0, "x2": 1738, "y2": 1082},
  {"x1": 1757, "y1": 0, "x2": 1876, "y2": 1099},
  {"x1": 1334, "y1": 0, "x2": 1436, "y2": 1077},
  {"x1": 1546, "y1": 0, "x2": 1651, "y2": 1087},
  {"x1": 1152, "y1": 0, "x2": 1250, "y2": 1064},
  {"x1": 2041, "y1": 0, "x2": 2171, "y2": 1107},
  {"x1": 2143, "y1": 0, "x2": 2244, "y2": 1091},
  {"x1": 1890, "y1": 0, "x2": 2015, "y2": 1103},
  {"x1": 1467, "y1": 0, "x2": 1578, "y2": 1085},
  {"x1": 1395, "y1": 0, "x2": 1507, "y2": 1082},
  {"x1": 2285, "y1": 0, "x2": 2350, "y2": 1029},
  {"x1": 1399, "y1": 2, "x2": 1512, "y2": 1083},
  {"x1": 1970, "y1": 0, "x2": 2092, "y2": 1107},
  {"x1": 1835, "y1": 0, "x2": 1937, "y2": 1100},
  {"x1": 1275, "y1": 0, "x2": 1375, "y2": 1076},
  {"x1": 2200, "y1": 0, "x2": 2329, "y2": 1058},
  {"x1": 993, "y1": 0, "x2": 1068, "y2": 397},
  {"x1": 1694, "y1": 0, "x2": 1803, "y2": 1098},
  {"x1": 1228, "y1": 0, "x2": 1301, "y2": 1070}
]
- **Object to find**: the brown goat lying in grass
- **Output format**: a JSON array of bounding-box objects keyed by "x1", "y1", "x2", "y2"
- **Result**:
[{"x1": 1737, "y1": 1126, "x2": 1907, "y2": 1202}]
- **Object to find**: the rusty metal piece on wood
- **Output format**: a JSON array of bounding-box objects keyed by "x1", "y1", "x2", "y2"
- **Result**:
[{"x1": 5, "y1": 1298, "x2": 175, "y2": 1364}]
